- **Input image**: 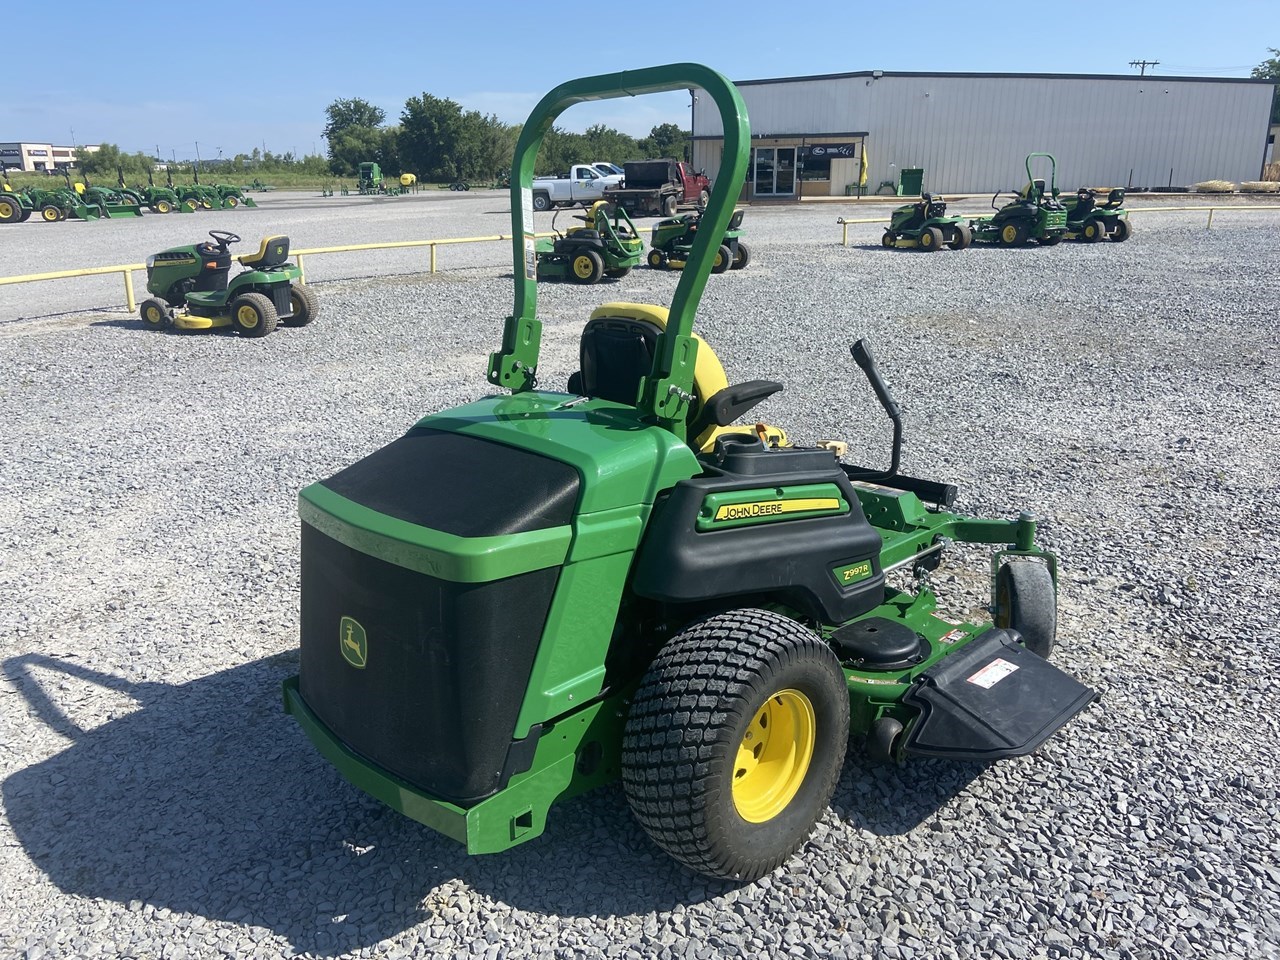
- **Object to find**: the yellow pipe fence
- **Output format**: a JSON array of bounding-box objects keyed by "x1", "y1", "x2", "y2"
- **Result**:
[
  {"x1": 0, "y1": 232, "x2": 549, "y2": 313},
  {"x1": 836, "y1": 203, "x2": 1280, "y2": 245}
]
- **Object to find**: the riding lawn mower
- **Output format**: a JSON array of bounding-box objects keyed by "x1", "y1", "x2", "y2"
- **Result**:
[
  {"x1": 282, "y1": 64, "x2": 1096, "y2": 882},
  {"x1": 648, "y1": 205, "x2": 750, "y2": 271},
  {"x1": 1061, "y1": 187, "x2": 1131, "y2": 243},
  {"x1": 138, "y1": 230, "x2": 318, "y2": 338},
  {"x1": 535, "y1": 199, "x2": 644, "y2": 283},
  {"x1": 970, "y1": 153, "x2": 1069, "y2": 247},
  {"x1": 880, "y1": 193, "x2": 972, "y2": 251}
]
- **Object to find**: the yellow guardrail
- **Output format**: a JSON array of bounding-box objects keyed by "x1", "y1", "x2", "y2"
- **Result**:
[
  {"x1": 0, "y1": 232, "x2": 551, "y2": 313},
  {"x1": 837, "y1": 204, "x2": 1280, "y2": 245}
]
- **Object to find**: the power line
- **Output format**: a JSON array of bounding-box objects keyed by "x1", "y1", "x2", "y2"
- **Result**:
[{"x1": 1129, "y1": 59, "x2": 1160, "y2": 76}]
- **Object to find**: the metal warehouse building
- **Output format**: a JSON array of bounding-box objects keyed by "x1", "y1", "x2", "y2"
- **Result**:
[{"x1": 691, "y1": 71, "x2": 1277, "y2": 199}]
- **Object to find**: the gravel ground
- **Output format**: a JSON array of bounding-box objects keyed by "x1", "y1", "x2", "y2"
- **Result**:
[{"x1": 1, "y1": 197, "x2": 1278, "y2": 960}]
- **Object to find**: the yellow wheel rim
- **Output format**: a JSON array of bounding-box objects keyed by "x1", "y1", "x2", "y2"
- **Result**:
[
  {"x1": 227, "y1": 197, "x2": 238, "y2": 207},
  {"x1": 0, "y1": 201, "x2": 12, "y2": 218},
  {"x1": 573, "y1": 256, "x2": 594, "y2": 278},
  {"x1": 43, "y1": 207, "x2": 59, "y2": 221},
  {"x1": 157, "y1": 201, "x2": 170, "y2": 213},
  {"x1": 714, "y1": 251, "x2": 725, "y2": 267},
  {"x1": 1001, "y1": 225, "x2": 1017, "y2": 243},
  {"x1": 922, "y1": 233, "x2": 933, "y2": 247},
  {"x1": 732, "y1": 689, "x2": 815, "y2": 823},
  {"x1": 236, "y1": 305, "x2": 259, "y2": 327},
  {"x1": 648, "y1": 251, "x2": 663, "y2": 268},
  {"x1": 144, "y1": 306, "x2": 161, "y2": 323}
]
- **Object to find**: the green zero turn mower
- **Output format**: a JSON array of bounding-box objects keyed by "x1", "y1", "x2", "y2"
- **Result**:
[
  {"x1": 283, "y1": 65, "x2": 1096, "y2": 882},
  {"x1": 138, "y1": 230, "x2": 318, "y2": 338},
  {"x1": 970, "y1": 153, "x2": 1069, "y2": 247},
  {"x1": 1061, "y1": 187, "x2": 1131, "y2": 243},
  {"x1": 535, "y1": 199, "x2": 644, "y2": 283},
  {"x1": 648, "y1": 205, "x2": 749, "y2": 271},
  {"x1": 881, "y1": 193, "x2": 972, "y2": 251}
]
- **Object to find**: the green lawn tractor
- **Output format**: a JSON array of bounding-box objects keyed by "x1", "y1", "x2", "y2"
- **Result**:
[
  {"x1": 0, "y1": 179, "x2": 33, "y2": 223},
  {"x1": 67, "y1": 171, "x2": 143, "y2": 218},
  {"x1": 9, "y1": 176, "x2": 101, "y2": 222},
  {"x1": 123, "y1": 168, "x2": 189, "y2": 214},
  {"x1": 648, "y1": 205, "x2": 750, "y2": 271},
  {"x1": 283, "y1": 65, "x2": 1096, "y2": 883},
  {"x1": 881, "y1": 193, "x2": 972, "y2": 251},
  {"x1": 1061, "y1": 187, "x2": 1131, "y2": 243},
  {"x1": 137, "y1": 230, "x2": 318, "y2": 338},
  {"x1": 970, "y1": 153, "x2": 1069, "y2": 247},
  {"x1": 535, "y1": 199, "x2": 644, "y2": 283}
]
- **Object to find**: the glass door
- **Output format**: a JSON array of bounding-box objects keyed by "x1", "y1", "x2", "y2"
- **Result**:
[{"x1": 752, "y1": 147, "x2": 796, "y2": 196}]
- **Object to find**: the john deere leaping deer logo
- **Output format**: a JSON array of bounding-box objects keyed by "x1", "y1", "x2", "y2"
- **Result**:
[{"x1": 339, "y1": 616, "x2": 367, "y2": 669}]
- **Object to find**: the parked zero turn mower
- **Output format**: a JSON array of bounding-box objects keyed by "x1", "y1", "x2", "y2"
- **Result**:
[
  {"x1": 970, "y1": 153, "x2": 1069, "y2": 247},
  {"x1": 535, "y1": 199, "x2": 644, "y2": 283},
  {"x1": 137, "y1": 230, "x2": 318, "y2": 338},
  {"x1": 880, "y1": 193, "x2": 972, "y2": 250},
  {"x1": 648, "y1": 205, "x2": 749, "y2": 271},
  {"x1": 283, "y1": 64, "x2": 1096, "y2": 883}
]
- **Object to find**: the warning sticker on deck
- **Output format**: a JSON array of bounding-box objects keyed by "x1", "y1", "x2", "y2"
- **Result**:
[{"x1": 966, "y1": 658, "x2": 1019, "y2": 689}]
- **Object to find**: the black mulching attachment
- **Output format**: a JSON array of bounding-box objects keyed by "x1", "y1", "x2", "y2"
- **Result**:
[{"x1": 621, "y1": 608, "x2": 848, "y2": 881}]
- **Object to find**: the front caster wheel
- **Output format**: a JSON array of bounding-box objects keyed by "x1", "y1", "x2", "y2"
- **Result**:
[
  {"x1": 622, "y1": 608, "x2": 849, "y2": 882},
  {"x1": 994, "y1": 561, "x2": 1057, "y2": 659}
]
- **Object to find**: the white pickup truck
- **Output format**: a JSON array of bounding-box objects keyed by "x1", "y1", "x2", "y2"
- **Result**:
[{"x1": 531, "y1": 164, "x2": 623, "y2": 211}]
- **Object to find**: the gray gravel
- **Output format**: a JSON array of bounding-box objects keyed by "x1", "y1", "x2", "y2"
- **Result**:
[{"x1": 1, "y1": 196, "x2": 1278, "y2": 960}]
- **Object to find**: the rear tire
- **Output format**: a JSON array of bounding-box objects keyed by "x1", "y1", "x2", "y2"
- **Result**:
[
  {"x1": 947, "y1": 224, "x2": 972, "y2": 250},
  {"x1": 230, "y1": 292, "x2": 278, "y2": 338},
  {"x1": 622, "y1": 609, "x2": 849, "y2": 882},
  {"x1": 711, "y1": 244, "x2": 732, "y2": 274},
  {"x1": 1108, "y1": 219, "x2": 1132, "y2": 242},
  {"x1": 569, "y1": 250, "x2": 604, "y2": 284},
  {"x1": 139, "y1": 297, "x2": 172, "y2": 330},
  {"x1": 285, "y1": 282, "x2": 319, "y2": 326},
  {"x1": 532, "y1": 192, "x2": 552, "y2": 212},
  {"x1": 1082, "y1": 219, "x2": 1105, "y2": 242},
  {"x1": 662, "y1": 194, "x2": 678, "y2": 217},
  {"x1": 731, "y1": 241, "x2": 751, "y2": 269},
  {"x1": 0, "y1": 197, "x2": 22, "y2": 223},
  {"x1": 994, "y1": 561, "x2": 1057, "y2": 659},
  {"x1": 920, "y1": 226, "x2": 944, "y2": 251}
]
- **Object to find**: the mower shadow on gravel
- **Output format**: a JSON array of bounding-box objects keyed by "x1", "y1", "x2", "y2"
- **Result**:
[
  {"x1": 2, "y1": 653, "x2": 764, "y2": 953},
  {"x1": 3, "y1": 652, "x2": 992, "y2": 945}
]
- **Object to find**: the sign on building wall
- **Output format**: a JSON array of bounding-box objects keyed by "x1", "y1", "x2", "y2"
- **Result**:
[
  {"x1": 27, "y1": 149, "x2": 48, "y2": 157},
  {"x1": 0, "y1": 149, "x2": 20, "y2": 157},
  {"x1": 801, "y1": 143, "x2": 859, "y2": 158}
]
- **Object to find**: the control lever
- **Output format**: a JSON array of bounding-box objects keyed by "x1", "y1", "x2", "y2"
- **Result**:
[{"x1": 848, "y1": 339, "x2": 901, "y2": 479}]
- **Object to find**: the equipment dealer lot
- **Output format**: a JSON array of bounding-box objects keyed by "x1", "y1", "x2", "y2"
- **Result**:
[{"x1": 1, "y1": 194, "x2": 1278, "y2": 959}]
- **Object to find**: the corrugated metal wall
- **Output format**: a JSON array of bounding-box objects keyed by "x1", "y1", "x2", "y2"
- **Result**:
[{"x1": 694, "y1": 74, "x2": 1276, "y2": 193}]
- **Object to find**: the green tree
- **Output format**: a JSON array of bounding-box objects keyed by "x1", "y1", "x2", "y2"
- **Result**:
[
  {"x1": 399, "y1": 92, "x2": 464, "y2": 180},
  {"x1": 323, "y1": 98, "x2": 387, "y2": 142},
  {"x1": 77, "y1": 142, "x2": 124, "y2": 175},
  {"x1": 1252, "y1": 48, "x2": 1280, "y2": 124},
  {"x1": 639, "y1": 123, "x2": 690, "y2": 162},
  {"x1": 580, "y1": 124, "x2": 639, "y2": 164},
  {"x1": 328, "y1": 124, "x2": 386, "y2": 175}
]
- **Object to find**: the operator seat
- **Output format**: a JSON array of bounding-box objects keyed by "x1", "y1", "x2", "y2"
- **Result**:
[
  {"x1": 567, "y1": 302, "x2": 787, "y2": 452},
  {"x1": 240, "y1": 235, "x2": 291, "y2": 269}
]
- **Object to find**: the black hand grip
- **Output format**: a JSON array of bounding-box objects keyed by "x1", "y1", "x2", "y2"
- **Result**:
[{"x1": 851, "y1": 339, "x2": 900, "y2": 419}]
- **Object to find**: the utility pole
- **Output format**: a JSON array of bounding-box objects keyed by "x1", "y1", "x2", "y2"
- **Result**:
[{"x1": 1129, "y1": 59, "x2": 1159, "y2": 76}]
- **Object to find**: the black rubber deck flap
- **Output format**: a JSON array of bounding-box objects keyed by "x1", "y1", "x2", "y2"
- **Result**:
[{"x1": 901, "y1": 628, "x2": 1097, "y2": 760}]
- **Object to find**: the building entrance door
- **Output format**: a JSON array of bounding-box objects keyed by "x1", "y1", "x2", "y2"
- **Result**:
[{"x1": 753, "y1": 147, "x2": 796, "y2": 197}]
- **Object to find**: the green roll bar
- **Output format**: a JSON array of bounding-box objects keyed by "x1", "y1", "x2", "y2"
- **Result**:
[
  {"x1": 487, "y1": 63, "x2": 750, "y2": 433},
  {"x1": 1025, "y1": 152, "x2": 1058, "y2": 197}
]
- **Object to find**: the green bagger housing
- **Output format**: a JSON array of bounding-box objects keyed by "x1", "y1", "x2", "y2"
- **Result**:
[{"x1": 284, "y1": 63, "x2": 1097, "y2": 882}]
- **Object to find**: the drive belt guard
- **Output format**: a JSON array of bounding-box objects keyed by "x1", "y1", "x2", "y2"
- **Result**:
[{"x1": 902, "y1": 628, "x2": 1097, "y2": 760}]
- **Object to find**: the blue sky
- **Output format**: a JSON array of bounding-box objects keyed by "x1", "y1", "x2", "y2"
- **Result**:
[{"x1": 5, "y1": 0, "x2": 1275, "y2": 160}]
